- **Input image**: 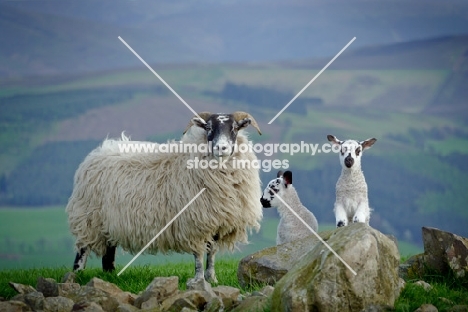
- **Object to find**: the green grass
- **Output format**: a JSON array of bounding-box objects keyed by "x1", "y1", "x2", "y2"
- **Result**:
[{"x1": 0, "y1": 259, "x2": 266, "y2": 300}]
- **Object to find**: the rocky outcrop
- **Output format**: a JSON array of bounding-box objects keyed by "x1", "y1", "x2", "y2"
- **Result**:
[
  {"x1": 270, "y1": 223, "x2": 401, "y2": 312},
  {"x1": 400, "y1": 227, "x2": 468, "y2": 280}
]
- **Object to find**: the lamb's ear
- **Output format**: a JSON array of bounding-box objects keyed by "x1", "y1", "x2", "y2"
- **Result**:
[
  {"x1": 360, "y1": 138, "x2": 377, "y2": 150},
  {"x1": 277, "y1": 171, "x2": 284, "y2": 178},
  {"x1": 283, "y1": 171, "x2": 292, "y2": 186},
  {"x1": 327, "y1": 134, "x2": 342, "y2": 146}
]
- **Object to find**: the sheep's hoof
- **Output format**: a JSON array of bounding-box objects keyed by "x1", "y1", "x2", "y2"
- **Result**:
[{"x1": 336, "y1": 221, "x2": 345, "y2": 227}]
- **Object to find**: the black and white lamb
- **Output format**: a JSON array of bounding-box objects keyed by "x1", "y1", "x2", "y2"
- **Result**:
[
  {"x1": 327, "y1": 134, "x2": 377, "y2": 227},
  {"x1": 260, "y1": 170, "x2": 318, "y2": 245}
]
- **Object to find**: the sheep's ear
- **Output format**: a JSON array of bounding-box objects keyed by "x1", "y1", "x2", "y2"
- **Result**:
[
  {"x1": 283, "y1": 171, "x2": 292, "y2": 186},
  {"x1": 232, "y1": 111, "x2": 262, "y2": 135},
  {"x1": 360, "y1": 138, "x2": 377, "y2": 150},
  {"x1": 183, "y1": 112, "x2": 212, "y2": 134},
  {"x1": 277, "y1": 171, "x2": 284, "y2": 178},
  {"x1": 327, "y1": 134, "x2": 342, "y2": 145}
]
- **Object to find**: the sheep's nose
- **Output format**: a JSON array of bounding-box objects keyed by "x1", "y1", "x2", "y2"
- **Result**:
[
  {"x1": 215, "y1": 143, "x2": 232, "y2": 155},
  {"x1": 344, "y1": 155, "x2": 354, "y2": 168},
  {"x1": 260, "y1": 197, "x2": 272, "y2": 208}
]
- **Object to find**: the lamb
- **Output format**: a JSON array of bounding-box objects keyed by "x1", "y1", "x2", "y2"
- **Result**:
[
  {"x1": 260, "y1": 170, "x2": 318, "y2": 245},
  {"x1": 327, "y1": 134, "x2": 377, "y2": 227},
  {"x1": 66, "y1": 111, "x2": 263, "y2": 284}
]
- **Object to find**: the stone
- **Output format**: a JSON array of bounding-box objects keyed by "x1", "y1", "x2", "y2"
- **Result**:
[
  {"x1": 116, "y1": 303, "x2": 140, "y2": 312},
  {"x1": 72, "y1": 301, "x2": 105, "y2": 311},
  {"x1": 414, "y1": 303, "x2": 438, "y2": 312},
  {"x1": 43, "y1": 296, "x2": 75, "y2": 312},
  {"x1": 134, "y1": 276, "x2": 179, "y2": 309},
  {"x1": 449, "y1": 306, "x2": 468, "y2": 312},
  {"x1": 0, "y1": 300, "x2": 32, "y2": 311},
  {"x1": 204, "y1": 296, "x2": 224, "y2": 312},
  {"x1": 57, "y1": 282, "x2": 81, "y2": 297},
  {"x1": 230, "y1": 296, "x2": 270, "y2": 312},
  {"x1": 259, "y1": 285, "x2": 275, "y2": 297},
  {"x1": 186, "y1": 277, "x2": 216, "y2": 300},
  {"x1": 37, "y1": 277, "x2": 59, "y2": 297},
  {"x1": 399, "y1": 253, "x2": 425, "y2": 279},
  {"x1": 86, "y1": 277, "x2": 136, "y2": 305},
  {"x1": 422, "y1": 227, "x2": 468, "y2": 278},
  {"x1": 8, "y1": 282, "x2": 36, "y2": 295},
  {"x1": 414, "y1": 280, "x2": 433, "y2": 291},
  {"x1": 61, "y1": 272, "x2": 76, "y2": 284},
  {"x1": 212, "y1": 285, "x2": 240, "y2": 309},
  {"x1": 73, "y1": 286, "x2": 120, "y2": 312},
  {"x1": 237, "y1": 230, "x2": 330, "y2": 288},
  {"x1": 159, "y1": 290, "x2": 213, "y2": 311},
  {"x1": 360, "y1": 304, "x2": 395, "y2": 311},
  {"x1": 24, "y1": 291, "x2": 45, "y2": 311},
  {"x1": 271, "y1": 223, "x2": 401, "y2": 312}
]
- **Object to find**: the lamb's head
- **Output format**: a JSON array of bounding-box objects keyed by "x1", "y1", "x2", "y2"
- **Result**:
[
  {"x1": 260, "y1": 170, "x2": 292, "y2": 208},
  {"x1": 184, "y1": 111, "x2": 261, "y2": 159},
  {"x1": 327, "y1": 135, "x2": 377, "y2": 170}
]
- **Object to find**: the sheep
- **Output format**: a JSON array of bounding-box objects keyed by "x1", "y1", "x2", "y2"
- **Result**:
[
  {"x1": 260, "y1": 170, "x2": 318, "y2": 245},
  {"x1": 327, "y1": 134, "x2": 377, "y2": 227},
  {"x1": 66, "y1": 111, "x2": 263, "y2": 284}
]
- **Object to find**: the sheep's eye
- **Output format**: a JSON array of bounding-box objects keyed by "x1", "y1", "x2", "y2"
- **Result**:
[
  {"x1": 341, "y1": 147, "x2": 346, "y2": 156},
  {"x1": 355, "y1": 147, "x2": 361, "y2": 156}
]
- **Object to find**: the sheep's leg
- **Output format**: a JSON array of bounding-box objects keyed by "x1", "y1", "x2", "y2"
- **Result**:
[
  {"x1": 190, "y1": 252, "x2": 205, "y2": 283},
  {"x1": 205, "y1": 241, "x2": 219, "y2": 284},
  {"x1": 353, "y1": 202, "x2": 370, "y2": 224},
  {"x1": 73, "y1": 247, "x2": 89, "y2": 271},
  {"x1": 102, "y1": 245, "x2": 116, "y2": 272},
  {"x1": 334, "y1": 203, "x2": 348, "y2": 227}
]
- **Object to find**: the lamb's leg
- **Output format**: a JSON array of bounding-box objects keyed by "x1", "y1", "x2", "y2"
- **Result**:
[
  {"x1": 205, "y1": 241, "x2": 219, "y2": 284},
  {"x1": 102, "y1": 245, "x2": 116, "y2": 272},
  {"x1": 73, "y1": 247, "x2": 89, "y2": 271},
  {"x1": 353, "y1": 202, "x2": 370, "y2": 224},
  {"x1": 334, "y1": 203, "x2": 348, "y2": 227}
]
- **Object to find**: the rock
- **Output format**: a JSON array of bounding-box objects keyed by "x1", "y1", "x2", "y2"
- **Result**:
[
  {"x1": 37, "y1": 277, "x2": 59, "y2": 297},
  {"x1": 422, "y1": 227, "x2": 468, "y2": 278},
  {"x1": 8, "y1": 282, "x2": 36, "y2": 295},
  {"x1": 61, "y1": 272, "x2": 76, "y2": 284},
  {"x1": 414, "y1": 280, "x2": 433, "y2": 291},
  {"x1": 180, "y1": 308, "x2": 197, "y2": 312},
  {"x1": 134, "y1": 276, "x2": 179, "y2": 308},
  {"x1": 237, "y1": 230, "x2": 331, "y2": 288},
  {"x1": 360, "y1": 304, "x2": 395, "y2": 311},
  {"x1": 72, "y1": 301, "x2": 105, "y2": 311},
  {"x1": 449, "y1": 306, "x2": 468, "y2": 312},
  {"x1": 186, "y1": 277, "x2": 216, "y2": 298},
  {"x1": 73, "y1": 286, "x2": 120, "y2": 312},
  {"x1": 159, "y1": 290, "x2": 213, "y2": 311},
  {"x1": 414, "y1": 303, "x2": 438, "y2": 312},
  {"x1": 0, "y1": 300, "x2": 32, "y2": 311},
  {"x1": 43, "y1": 296, "x2": 75, "y2": 312},
  {"x1": 86, "y1": 277, "x2": 136, "y2": 305},
  {"x1": 204, "y1": 296, "x2": 224, "y2": 312},
  {"x1": 57, "y1": 282, "x2": 81, "y2": 297},
  {"x1": 213, "y1": 285, "x2": 240, "y2": 309},
  {"x1": 24, "y1": 291, "x2": 45, "y2": 311},
  {"x1": 399, "y1": 253, "x2": 425, "y2": 279},
  {"x1": 116, "y1": 303, "x2": 140, "y2": 312},
  {"x1": 259, "y1": 285, "x2": 275, "y2": 297},
  {"x1": 230, "y1": 296, "x2": 270, "y2": 312},
  {"x1": 271, "y1": 223, "x2": 401, "y2": 312}
]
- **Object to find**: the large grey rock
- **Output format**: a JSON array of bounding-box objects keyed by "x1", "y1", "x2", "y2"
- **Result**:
[
  {"x1": 86, "y1": 277, "x2": 136, "y2": 305},
  {"x1": 43, "y1": 296, "x2": 75, "y2": 312},
  {"x1": 8, "y1": 282, "x2": 36, "y2": 295},
  {"x1": 212, "y1": 285, "x2": 240, "y2": 310},
  {"x1": 422, "y1": 227, "x2": 468, "y2": 278},
  {"x1": 37, "y1": 277, "x2": 59, "y2": 297},
  {"x1": 237, "y1": 230, "x2": 329, "y2": 288},
  {"x1": 72, "y1": 286, "x2": 120, "y2": 312},
  {"x1": 159, "y1": 290, "x2": 213, "y2": 311},
  {"x1": 271, "y1": 223, "x2": 400, "y2": 312},
  {"x1": 230, "y1": 296, "x2": 270, "y2": 312},
  {"x1": 0, "y1": 300, "x2": 32, "y2": 311}
]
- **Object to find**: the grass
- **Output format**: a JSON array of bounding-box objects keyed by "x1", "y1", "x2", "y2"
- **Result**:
[{"x1": 0, "y1": 259, "x2": 266, "y2": 300}]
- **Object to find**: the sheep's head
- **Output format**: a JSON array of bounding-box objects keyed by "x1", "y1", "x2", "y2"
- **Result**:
[
  {"x1": 260, "y1": 170, "x2": 292, "y2": 208},
  {"x1": 184, "y1": 112, "x2": 261, "y2": 159},
  {"x1": 327, "y1": 135, "x2": 377, "y2": 170}
]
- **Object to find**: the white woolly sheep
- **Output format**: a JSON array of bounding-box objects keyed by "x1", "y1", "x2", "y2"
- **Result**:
[
  {"x1": 66, "y1": 111, "x2": 263, "y2": 284},
  {"x1": 327, "y1": 134, "x2": 377, "y2": 227},
  {"x1": 260, "y1": 170, "x2": 318, "y2": 245}
]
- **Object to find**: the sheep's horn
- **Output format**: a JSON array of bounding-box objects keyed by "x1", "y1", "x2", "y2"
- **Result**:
[
  {"x1": 232, "y1": 111, "x2": 262, "y2": 135},
  {"x1": 183, "y1": 112, "x2": 212, "y2": 134}
]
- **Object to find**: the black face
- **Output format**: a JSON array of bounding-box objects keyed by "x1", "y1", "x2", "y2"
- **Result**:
[
  {"x1": 204, "y1": 114, "x2": 238, "y2": 157},
  {"x1": 260, "y1": 178, "x2": 282, "y2": 208}
]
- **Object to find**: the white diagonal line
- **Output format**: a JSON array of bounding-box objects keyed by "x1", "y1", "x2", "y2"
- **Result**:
[
  {"x1": 118, "y1": 36, "x2": 205, "y2": 124},
  {"x1": 268, "y1": 37, "x2": 356, "y2": 124},
  {"x1": 117, "y1": 188, "x2": 206, "y2": 276},
  {"x1": 270, "y1": 188, "x2": 357, "y2": 275}
]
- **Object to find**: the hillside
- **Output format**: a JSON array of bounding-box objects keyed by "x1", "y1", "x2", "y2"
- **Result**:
[{"x1": 0, "y1": 36, "x2": 468, "y2": 268}]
